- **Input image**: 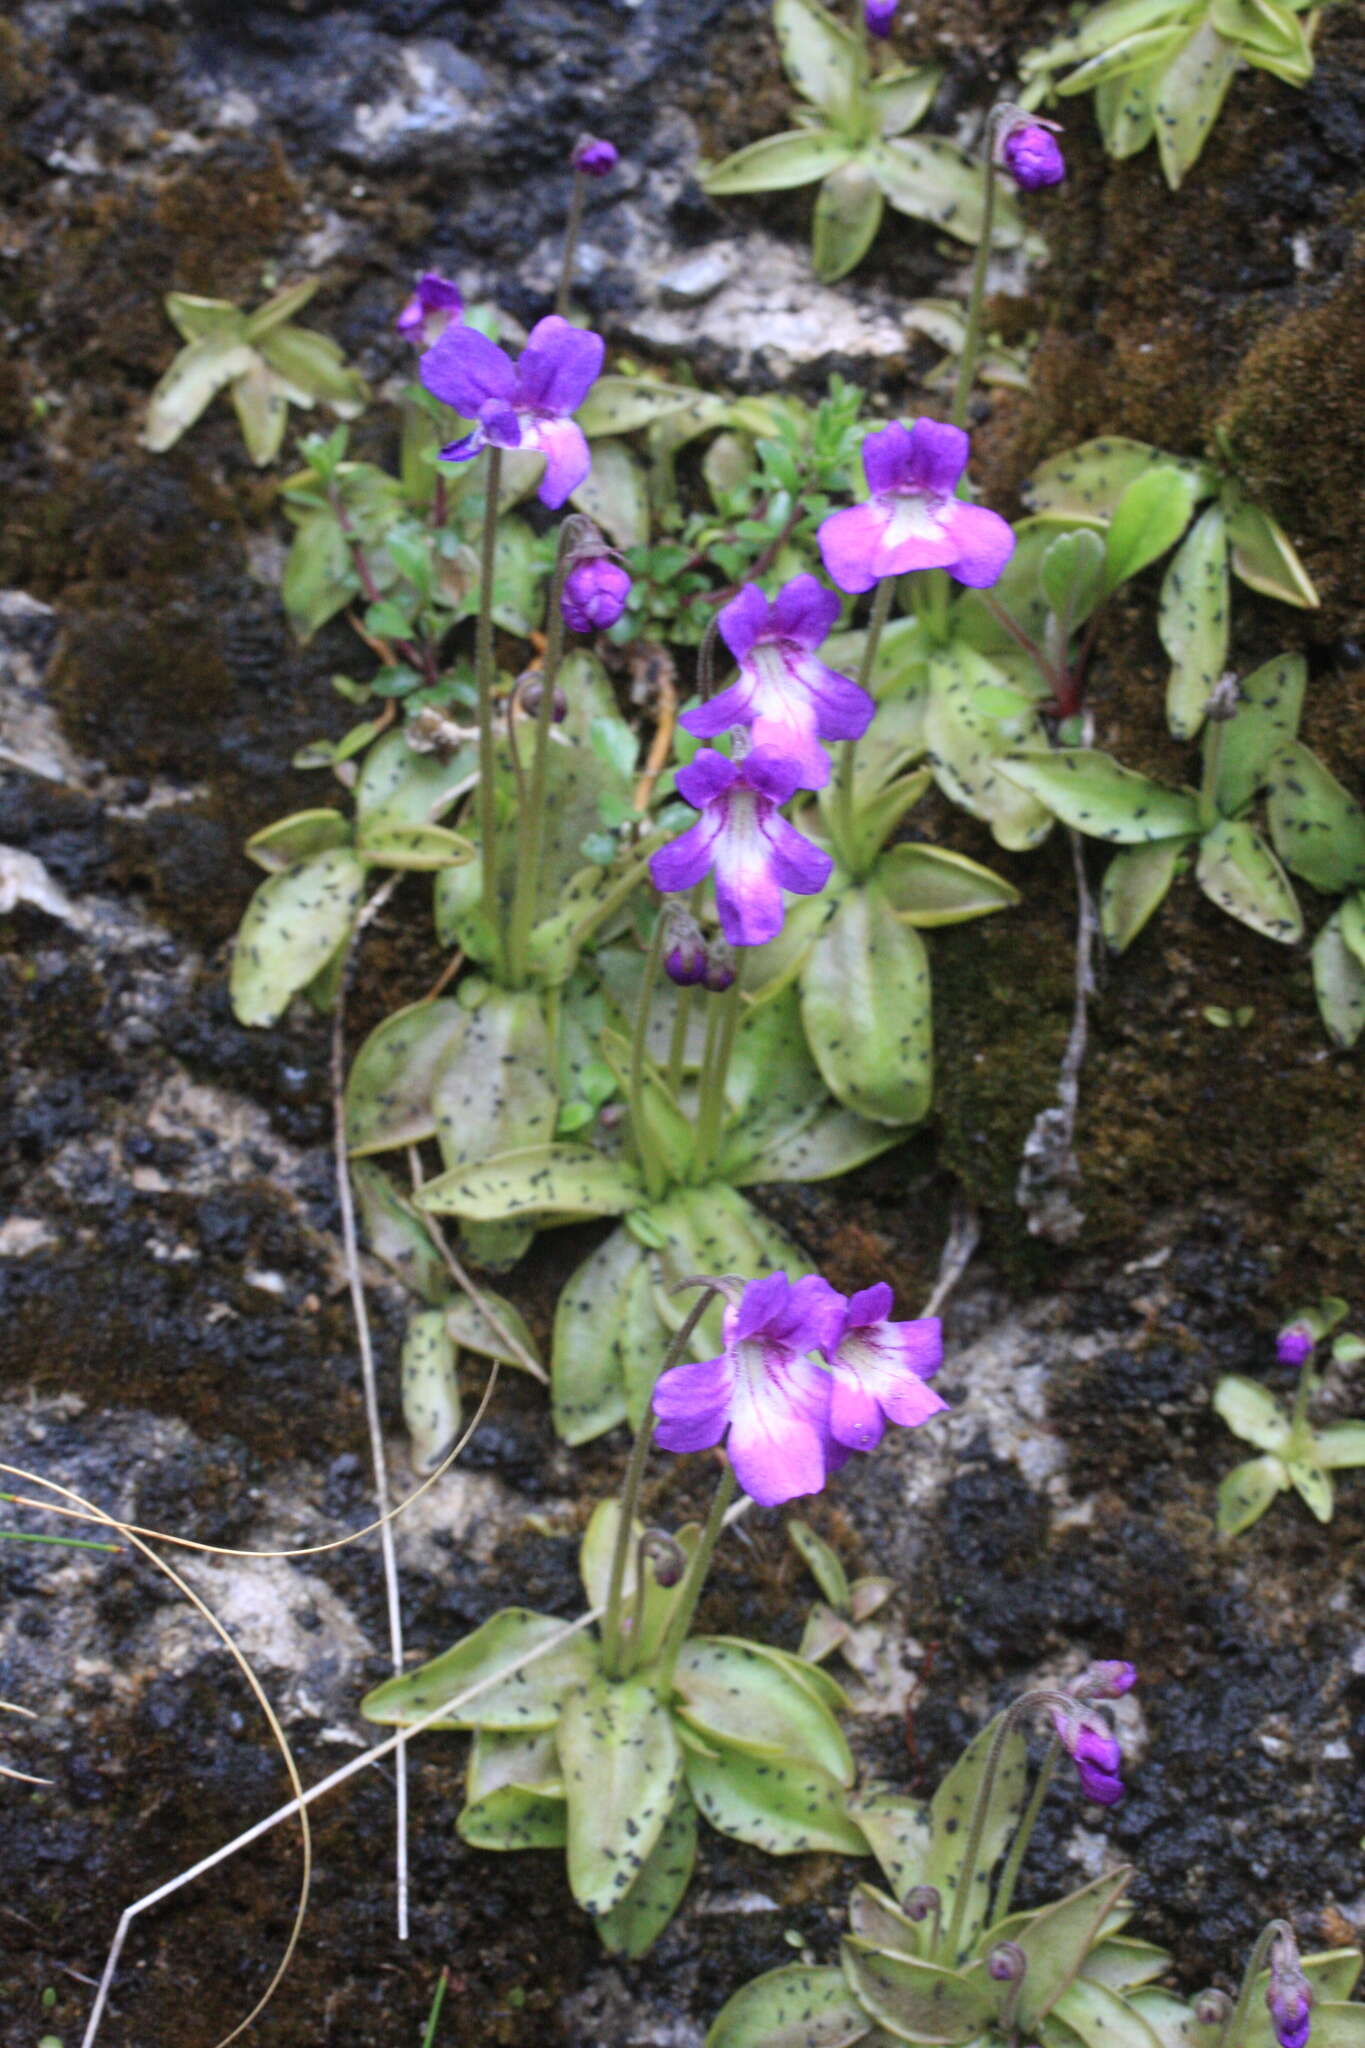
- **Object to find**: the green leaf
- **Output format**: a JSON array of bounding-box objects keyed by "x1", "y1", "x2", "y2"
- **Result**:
[
  {"x1": 1301, "y1": 1956, "x2": 1365, "y2": 2004},
  {"x1": 164, "y1": 292, "x2": 246, "y2": 344},
  {"x1": 361, "y1": 1608, "x2": 598, "y2": 1730},
  {"x1": 1216, "y1": 1454, "x2": 1286, "y2": 1536},
  {"x1": 787, "y1": 1518, "x2": 852, "y2": 1610},
  {"x1": 643, "y1": 1182, "x2": 811, "y2": 1363},
  {"x1": 872, "y1": 64, "x2": 942, "y2": 135},
  {"x1": 569, "y1": 437, "x2": 650, "y2": 547},
  {"x1": 575, "y1": 376, "x2": 698, "y2": 437},
  {"x1": 1152, "y1": 19, "x2": 1240, "y2": 189},
  {"x1": 1159, "y1": 504, "x2": 1229, "y2": 739},
  {"x1": 256, "y1": 324, "x2": 368, "y2": 415},
  {"x1": 703, "y1": 129, "x2": 854, "y2": 195},
  {"x1": 352, "y1": 1160, "x2": 447, "y2": 1304},
  {"x1": 800, "y1": 880, "x2": 932, "y2": 1125},
  {"x1": 355, "y1": 722, "x2": 476, "y2": 829},
  {"x1": 1041, "y1": 527, "x2": 1107, "y2": 622},
  {"x1": 813, "y1": 159, "x2": 886, "y2": 282},
  {"x1": 1103, "y1": 466, "x2": 1200, "y2": 594},
  {"x1": 846, "y1": 768, "x2": 934, "y2": 871},
  {"x1": 466, "y1": 1724, "x2": 563, "y2": 1801},
  {"x1": 430, "y1": 987, "x2": 559, "y2": 1179},
  {"x1": 229, "y1": 849, "x2": 365, "y2": 1028},
  {"x1": 444, "y1": 1288, "x2": 541, "y2": 1372},
  {"x1": 557, "y1": 1674, "x2": 682, "y2": 1917},
  {"x1": 245, "y1": 808, "x2": 352, "y2": 873},
  {"x1": 1315, "y1": 1423, "x2": 1365, "y2": 1470},
  {"x1": 876, "y1": 842, "x2": 1020, "y2": 926},
  {"x1": 1012, "y1": 1871, "x2": 1136, "y2": 2027},
  {"x1": 1101, "y1": 839, "x2": 1184, "y2": 952},
  {"x1": 281, "y1": 510, "x2": 356, "y2": 639},
  {"x1": 706, "y1": 1965, "x2": 875, "y2": 2048},
  {"x1": 1212, "y1": 655, "x2": 1306, "y2": 818},
  {"x1": 459, "y1": 1783, "x2": 568, "y2": 1850},
  {"x1": 672, "y1": 1637, "x2": 854, "y2": 1783},
  {"x1": 401, "y1": 1307, "x2": 461, "y2": 1473},
  {"x1": 357, "y1": 821, "x2": 471, "y2": 870},
  {"x1": 142, "y1": 332, "x2": 257, "y2": 452},
  {"x1": 685, "y1": 1745, "x2": 868, "y2": 1856},
  {"x1": 839, "y1": 1944, "x2": 996, "y2": 2045},
  {"x1": 1286, "y1": 1457, "x2": 1333, "y2": 1522},
  {"x1": 848, "y1": 1883, "x2": 925, "y2": 1958},
  {"x1": 845, "y1": 1788, "x2": 933, "y2": 1897},
  {"x1": 1079, "y1": 1939, "x2": 1173, "y2": 1992},
  {"x1": 346, "y1": 999, "x2": 466, "y2": 1157},
  {"x1": 869, "y1": 137, "x2": 1024, "y2": 247},
  {"x1": 1093, "y1": 65, "x2": 1160, "y2": 156},
  {"x1": 1025, "y1": 438, "x2": 1214, "y2": 524},
  {"x1": 773, "y1": 0, "x2": 863, "y2": 118},
  {"x1": 1000, "y1": 750, "x2": 1200, "y2": 844},
  {"x1": 597, "y1": 1785, "x2": 698, "y2": 1958},
  {"x1": 1055, "y1": 23, "x2": 1189, "y2": 91},
  {"x1": 1313, "y1": 909, "x2": 1365, "y2": 1048},
  {"x1": 925, "y1": 643, "x2": 1054, "y2": 851},
  {"x1": 418, "y1": 1143, "x2": 643, "y2": 1222},
  {"x1": 728, "y1": 1099, "x2": 902, "y2": 1186},
  {"x1": 1267, "y1": 744, "x2": 1365, "y2": 894},
  {"x1": 231, "y1": 358, "x2": 291, "y2": 466},
  {"x1": 1295, "y1": 2009, "x2": 1365, "y2": 2048},
  {"x1": 1128, "y1": 1991, "x2": 1204, "y2": 2048},
  {"x1": 1222, "y1": 484, "x2": 1318, "y2": 607},
  {"x1": 1341, "y1": 890, "x2": 1365, "y2": 969},
  {"x1": 926, "y1": 1714, "x2": 1028, "y2": 1963},
  {"x1": 1051, "y1": 1977, "x2": 1164, "y2": 2048},
  {"x1": 1195, "y1": 818, "x2": 1302, "y2": 944},
  {"x1": 1212, "y1": 1375, "x2": 1289, "y2": 1452},
  {"x1": 242, "y1": 277, "x2": 321, "y2": 339},
  {"x1": 552, "y1": 1222, "x2": 664, "y2": 1444}
]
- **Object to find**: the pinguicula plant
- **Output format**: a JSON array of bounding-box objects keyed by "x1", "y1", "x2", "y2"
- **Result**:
[
  {"x1": 1215, "y1": 1297, "x2": 1365, "y2": 1534},
  {"x1": 699, "y1": 0, "x2": 1028, "y2": 282},
  {"x1": 361, "y1": 1271, "x2": 947, "y2": 1957},
  {"x1": 1263, "y1": 742, "x2": 1365, "y2": 1048},
  {"x1": 1019, "y1": 0, "x2": 1316, "y2": 190}
]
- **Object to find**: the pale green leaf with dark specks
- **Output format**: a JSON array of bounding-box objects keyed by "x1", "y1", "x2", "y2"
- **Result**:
[
  {"x1": 360, "y1": 1608, "x2": 597, "y2": 1730},
  {"x1": 229, "y1": 847, "x2": 365, "y2": 1028},
  {"x1": 557, "y1": 1675, "x2": 682, "y2": 1917}
]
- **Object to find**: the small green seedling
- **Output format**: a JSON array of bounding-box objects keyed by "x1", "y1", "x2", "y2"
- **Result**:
[{"x1": 1216, "y1": 1299, "x2": 1365, "y2": 1534}]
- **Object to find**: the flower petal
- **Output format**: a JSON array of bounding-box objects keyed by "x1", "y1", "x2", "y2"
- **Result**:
[
  {"x1": 650, "y1": 813, "x2": 721, "y2": 894},
  {"x1": 421, "y1": 323, "x2": 516, "y2": 415},
  {"x1": 763, "y1": 814, "x2": 835, "y2": 898},
  {"x1": 939, "y1": 499, "x2": 1017, "y2": 589},
  {"x1": 652, "y1": 1353, "x2": 736, "y2": 1452},
  {"x1": 741, "y1": 745, "x2": 806, "y2": 805},
  {"x1": 732, "y1": 1273, "x2": 794, "y2": 1343},
  {"x1": 516, "y1": 316, "x2": 606, "y2": 414},
  {"x1": 828, "y1": 1372, "x2": 887, "y2": 1452},
  {"x1": 750, "y1": 715, "x2": 831, "y2": 790},
  {"x1": 770, "y1": 1273, "x2": 847, "y2": 1354},
  {"x1": 679, "y1": 678, "x2": 756, "y2": 740},
  {"x1": 717, "y1": 584, "x2": 773, "y2": 665},
  {"x1": 860, "y1": 421, "x2": 917, "y2": 497},
  {"x1": 844, "y1": 1282, "x2": 893, "y2": 1326},
  {"x1": 818, "y1": 501, "x2": 892, "y2": 595},
  {"x1": 478, "y1": 398, "x2": 523, "y2": 449},
  {"x1": 713, "y1": 831, "x2": 787, "y2": 947},
  {"x1": 676, "y1": 748, "x2": 741, "y2": 809},
  {"x1": 784, "y1": 650, "x2": 876, "y2": 742},
  {"x1": 726, "y1": 1347, "x2": 832, "y2": 1506},
  {"x1": 904, "y1": 416, "x2": 970, "y2": 496},
  {"x1": 522, "y1": 415, "x2": 592, "y2": 507},
  {"x1": 438, "y1": 426, "x2": 487, "y2": 464},
  {"x1": 771, "y1": 573, "x2": 841, "y2": 650}
]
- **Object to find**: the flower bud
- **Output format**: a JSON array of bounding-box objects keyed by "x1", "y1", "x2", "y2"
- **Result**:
[
  {"x1": 562, "y1": 557, "x2": 632, "y2": 634},
  {"x1": 572, "y1": 135, "x2": 618, "y2": 178},
  {"x1": 1194, "y1": 1991, "x2": 1234, "y2": 2028},
  {"x1": 641, "y1": 1529, "x2": 687, "y2": 1588},
  {"x1": 1267, "y1": 1931, "x2": 1313, "y2": 2048},
  {"x1": 519, "y1": 677, "x2": 568, "y2": 723},
  {"x1": 988, "y1": 1942, "x2": 1028, "y2": 1983},
  {"x1": 702, "y1": 946, "x2": 736, "y2": 994},
  {"x1": 1277, "y1": 1322, "x2": 1315, "y2": 1368},
  {"x1": 901, "y1": 1885, "x2": 941, "y2": 1923},
  {"x1": 665, "y1": 915, "x2": 708, "y2": 988},
  {"x1": 1052, "y1": 1705, "x2": 1124, "y2": 1805},
  {"x1": 999, "y1": 119, "x2": 1066, "y2": 191},
  {"x1": 395, "y1": 271, "x2": 463, "y2": 349},
  {"x1": 1073, "y1": 1660, "x2": 1138, "y2": 1701},
  {"x1": 1206, "y1": 672, "x2": 1243, "y2": 722},
  {"x1": 865, "y1": 0, "x2": 897, "y2": 35}
]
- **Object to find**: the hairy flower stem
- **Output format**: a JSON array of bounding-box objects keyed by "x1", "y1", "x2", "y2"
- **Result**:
[
  {"x1": 505, "y1": 533, "x2": 574, "y2": 986},
  {"x1": 601, "y1": 1290, "x2": 720, "y2": 1681},
  {"x1": 555, "y1": 170, "x2": 588, "y2": 319},
  {"x1": 950, "y1": 128, "x2": 1000, "y2": 433},
  {"x1": 990, "y1": 1735, "x2": 1061, "y2": 1925},
  {"x1": 1287, "y1": 1365, "x2": 1317, "y2": 1453},
  {"x1": 1199, "y1": 716, "x2": 1228, "y2": 833},
  {"x1": 654, "y1": 1464, "x2": 739, "y2": 1695},
  {"x1": 1222, "y1": 1920, "x2": 1297, "y2": 2048},
  {"x1": 627, "y1": 909, "x2": 673, "y2": 1201},
  {"x1": 693, "y1": 964, "x2": 745, "y2": 1180},
  {"x1": 939, "y1": 1688, "x2": 1075, "y2": 1964},
  {"x1": 830, "y1": 574, "x2": 894, "y2": 873},
  {"x1": 475, "y1": 447, "x2": 505, "y2": 968}
]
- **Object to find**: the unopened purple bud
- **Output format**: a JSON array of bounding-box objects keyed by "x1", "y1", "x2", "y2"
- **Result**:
[
  {"x1": 1075, "y1": 1660, "x2": 1138, "y2": 1701},
  {"x1": 1053, "y1": 1707, "x2": 1124, "y2": 1806},
  {"x1": 865, "y1": 0, "x2": 897, "y2": 35},
  {"x1": 665, "y1": 933, "x2": 707, "y2": 987},
  {"x1": 901, "y1": 1885, "x2": 940, "y2": 1923},
  {"x1": 1000, "y1": 122, "x2": 1066, "y2": 191},
  {"x1": 519, "y1": 678, "x2": 568, "y2": 723},
  {"x1": 641, "y1": 1529, "x2": 687, "y2": 1589},
  {"x1": 988, "y1": 1943, "x2": 1028, "y2": 1983},
  {"x1": 1267, "y1": 1935, "x2": 1313, "y2": 2048},
  {"x1": 703, "y1": 949, "x2": 736, "y2": 994},
  {"x1": 562, "y1": 558, "x2": 631, "y2": 634},
  {"x1": 1277, "y1": 1323, "x2": 1315, "y2": 1369},
  {"x1": 572, "y1": 135, "x2": 618, "y2": 178},
  {"x1": 395, "y1": 271, "x2": 463, "y2": 349},
  {"x1": 1195, "y1": 1992, "x2": 1233, "y2": 2029}
]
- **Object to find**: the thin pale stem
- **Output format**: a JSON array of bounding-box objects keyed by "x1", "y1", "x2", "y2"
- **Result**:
[
  {"x1": 693, "y1": 965, "x2": 744, "y2": 1181},
  {"x1": 991, "y1": 1736, "x2": 1061, "y2": 1925},
  {"x1": 1288, "y1": 1364, "x2": 1316, "y2": 1448},
  {"x1": 506, "y1": 534, "x2": 573, "y2": 985},
  {"x1": 555, "y1": 170, "x2": 587, "y2": 318},
  {"x1": 627, "y1": 907, "x2": 672, "y2": 1201},
  {"x1": 654, "y1": 1464, "x2": 739, "y2": 1694},
  {"x1": 666, "y1": 982, "x2": 697, "y2": 1101},
  {"x1": 600, "y1": 1289, "x2": 719, "y2": 1680},
  {"x1": 950, "y1": 139, "x2": 1000, "y2": 432},
  {"x1": 831, "y1": 574, "x2": 894, "y2": 873},
  {"x1": 1223, "y1": 1920, "x2": 1296, "y2": 2048},
  {"x1": 475, "y1": 446, "x2": 504, "y2": 968}
]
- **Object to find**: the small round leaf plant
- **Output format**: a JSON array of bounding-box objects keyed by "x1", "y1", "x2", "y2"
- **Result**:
[
  {"x1": 361, "y1": 1270, "x2": 947, "y2": 1957},
  {"x1": 1215, "y1": 1298, "x2": 1365, "y2": 1535}
]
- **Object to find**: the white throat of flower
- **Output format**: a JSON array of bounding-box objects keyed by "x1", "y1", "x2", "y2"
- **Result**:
[{"x1": 879, "y1": 487, "x2": 950, "y2": 550}]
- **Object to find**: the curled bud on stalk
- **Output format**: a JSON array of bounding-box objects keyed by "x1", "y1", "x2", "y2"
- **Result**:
[
  {"x1": 1206, "y1": 671, "x2": 1244, "y2": 722},
  {"x1": 562, "y1": 555, "x2": 632, "y2": 634},
  {"x1": 572, "y1": 134, "x2": 618, "y2": 177},
  {"x1": 987, "y1": 1942, "x2": 1028, "y2": 1983},
  {"x1": 1051, "y1": 1702, "x2": 1125, "y2": 1805},
  {"x1": 1267, "y1": 1929, "x2": 1313, "y2": 2048},
  {"x1": 664, "y1": 912, "x2": 708, "y2": 988},
  {"x1": 518, "y1": 676, "x2": 568, "y2": 724},
  {"x1": 640, "y1": 1529, "x2": 687, "y2": 1589},
  {"x1": 901, "y1": 1885, "x2": 941, "y2": 1923},
  {"x1": 994, "y1": 109, "x2": 1066, "y2": 191},
  {"x1": 1071, "y1": 1659, "x2": 1138, "y2": 1702},
  {"x1": 1277, "y1": 1322, "x2": 1316, "y2": 1368},
  {"x1": 703, "y1": 944, "x2": 736, "y2": 993},
  {"x1": 1194, "y1": 1990, "x2": 1234, "y2": 2028}
]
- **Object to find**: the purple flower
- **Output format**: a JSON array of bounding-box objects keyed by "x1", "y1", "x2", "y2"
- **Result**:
[
  {"x1": 562, "y1": 556, "x2": 631, "y2": 633},
  {"x1": 1051, "y1": 1707, "x2": 1124, "y2": 1806},
  {"x1": 421, "y1": 314, "x2": 604, "y2": 509},
  {"x1": 680, "y1": 576, "x2": 874, "y2": 792},
  {"x1": 652, "y1": 1274, "x2": 845, "y2": 1506},
  {"x1": 865, "y1": 0, "x2": 897, "y2": 35},
  {"x1": 1267, "y1": 1935, "x2": 1313, "y2": 2048},
  {"x1": 395, "y1": 271, "x2": 463, "y2": 350},
  {"x1": 572, "y1": 135, "x2": 618, "y2": 177},
  {"x1": 1276, "y1": 1322, "x2": 1315, "y2": 1368},
  {"x1": 648, "y1": 747, "x2": 834, "y2": 948},
  {"x1": 818, "y1": 419, "x2": 1016, "y2": 596},
  {"x1": 1000, "y1": 121, "x2": 1066, "y2": 191},
  {"x1": 818, "y1": 1283, "x2": 946, "y2": 1453}
]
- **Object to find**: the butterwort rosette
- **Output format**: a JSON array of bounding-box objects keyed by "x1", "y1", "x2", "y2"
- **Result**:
[
  {"x1": 649, "y1": 747, "x2": 834, "y2": 948},
  {"x1": 562, "y1": 556, "x2": 631, "y2": 633},
  {"x1": 652, "y1": 1274, "x2": 846, "y2": 1507},
  {"x1": 818, "y1": 1282, "x2": 946, "y2": 1453},
  {"x1": 998, "y1": 117, "x2": 1066, "y2": 191},
  {"x1": 421, "y1": 313, "x2": 604, "y2": 508},
  {"x1": 680, "y1": 575, "x2": 874, "y2": 792},
  {"x1": 395, "y1": 271, "x2": 463, "y2": 349},
  {"x1": 818, "y1": 418, "x2": 1015, "y2": 595}
]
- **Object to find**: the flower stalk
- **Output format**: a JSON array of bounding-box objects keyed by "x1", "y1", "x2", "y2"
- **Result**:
[{"x1": 474, "y1": 445, "x2": 505, "y2": 965}]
